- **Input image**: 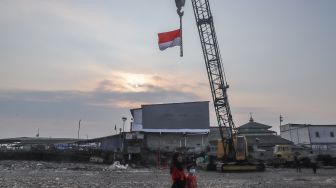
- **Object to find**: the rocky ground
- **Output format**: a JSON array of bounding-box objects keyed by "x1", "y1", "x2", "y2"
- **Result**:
[{"x1": 0, "y1": 160, "x2": 335, "y2": 188}]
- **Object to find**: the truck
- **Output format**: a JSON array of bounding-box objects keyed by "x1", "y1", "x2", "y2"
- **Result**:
[{"x1": 272, "y1": 144, "x2": 336, "y2": 167}]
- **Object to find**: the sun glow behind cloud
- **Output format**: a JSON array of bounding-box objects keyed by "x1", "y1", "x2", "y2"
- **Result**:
[
  {"x1": 93, "y1": 72, "x2": 156, "y2": 93},
  {"x1": 125, "y1": 73, "x2": 149, "y2": 91}
]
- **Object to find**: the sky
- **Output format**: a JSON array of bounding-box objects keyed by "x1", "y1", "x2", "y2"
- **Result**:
[{"x1": 0, "y1": 0, "x2": 335, "y2": 139}]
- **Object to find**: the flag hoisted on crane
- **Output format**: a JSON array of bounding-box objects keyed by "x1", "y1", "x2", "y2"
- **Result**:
[
  {"x1": 158, "y1": 29, "x2": 181, "y2": 51},
  {"x1": 157, "y1": 0, "x2": 185, "y2": 56}
]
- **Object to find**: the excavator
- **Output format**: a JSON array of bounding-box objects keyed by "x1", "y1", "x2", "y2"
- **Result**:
[{"x1": 174, "y1": 0, "x2": 265, "y2": 172}]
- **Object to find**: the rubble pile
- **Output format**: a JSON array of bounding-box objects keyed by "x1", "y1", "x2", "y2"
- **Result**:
[
  {"x1": 104, "y1": 161, "x2": 129, "y2": 171},
  {"x1": 1, "y1": 160, "x2": 336, "y2": 187}
]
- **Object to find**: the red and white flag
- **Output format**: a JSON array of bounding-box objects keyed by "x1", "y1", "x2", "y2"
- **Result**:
[{"x1": 158, "y1": 29, "x2": 181, "y2": 51}]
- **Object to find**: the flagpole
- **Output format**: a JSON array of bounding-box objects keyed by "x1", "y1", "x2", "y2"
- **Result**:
[
  {"x1": 179, "y1": 14, "x2": 183, "y2": 57},
  {"x1": 175, "y1": 0, "x2": 185, "y2": 57}
]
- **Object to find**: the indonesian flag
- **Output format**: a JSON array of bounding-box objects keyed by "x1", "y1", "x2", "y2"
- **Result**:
[{"x1": 158, "y1": 29, "x2": 181, "y2": 51}]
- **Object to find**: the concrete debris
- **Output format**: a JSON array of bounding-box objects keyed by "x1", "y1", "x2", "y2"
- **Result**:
[
  {"x1": 89, "y1": 156, "x2": 104, "y2": 163},
  {"x1": 1, "y1": 160, "x2": 336, "y2": 187},
  {"x1": 105, "y1": 161, "x2": 129, "y2": 171}
]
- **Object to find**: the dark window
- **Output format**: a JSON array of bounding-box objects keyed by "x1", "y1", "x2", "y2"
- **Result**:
[
  {"x1": 315, "y1": 132, "x2": 320, "y2": 138},
  {"x1": 331, "y1": 132, "x2": 334, "y2": 137}
]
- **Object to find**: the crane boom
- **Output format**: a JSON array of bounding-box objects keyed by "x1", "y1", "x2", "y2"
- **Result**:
[{"x1": 191, "y1": 0, "x2": 236, "y2": 158}]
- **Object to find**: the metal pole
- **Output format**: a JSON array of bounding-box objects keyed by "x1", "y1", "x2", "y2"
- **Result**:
[
  {"x1": 175, "y1": 0, "x2": 185, "y2": 57},
  {"x1": 158, "y1": 132, "x2": 161, "y2": 169},
  {"x1": 121, "y1": 117, "x2": 127, "y2": 153},
  {"x1": 78, "y1": 120, "x2": 81, "y2": 139},
  {"x1": 119, "y1": 128, "x2": 123, "y2": 152},
  {"x1": 279, "y1": 115, "x2": 283, "y2": 135},
  {"x1": 179, "y1": 15, "x2": 183, "y2": 57}
]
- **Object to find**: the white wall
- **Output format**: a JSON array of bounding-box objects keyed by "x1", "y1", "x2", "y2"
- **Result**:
[
  {"x1": 297, "y1": 127, "x2": 310, "y2": 145},
  {"x1": 280, "y1": 125, "x2": 310, "y2": 145},
  {"x1": 281, "y1": 124, "x2": 336, "y2": 153},
  {"x1": 280, "y1": 129, "x2": 291, "y2": 142},
  {"x1": 309, "y1": 126, "x2": 336, "y2": 144},
  {"x1": 133, "y1": 109, "x2": 142, "y2": 124},
  {"x1": 145, "y1": 133, "x2": 208, "y2": 152},
  {"x1": 131, "y1": 109, "x2": 143, "y2": 131}
]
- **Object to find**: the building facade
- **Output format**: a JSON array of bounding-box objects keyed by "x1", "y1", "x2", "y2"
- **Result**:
[
  {"x1": 130, "y1": 101, "x2": 210, "y2": 153},
  {"x1": 280, "y1": 123, "x2": 336, "y2": 152},
  {"x1": 237, "y1": 117, "x2": 293, "y2": 160},
  {"x1": 237, "y1": 116, "x2": 277, "y2": 136}
]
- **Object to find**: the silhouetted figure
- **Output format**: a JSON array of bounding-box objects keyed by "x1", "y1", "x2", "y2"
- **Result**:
[
  {"x1": 294, "y1": 155, "x2": 301, "y2": 172},
  {"x1": 170, "y1": 152, "x2": 186, "y2": 188},
  {"x1": 308, "y1": 151, "x2": 317, "y2": 174}
]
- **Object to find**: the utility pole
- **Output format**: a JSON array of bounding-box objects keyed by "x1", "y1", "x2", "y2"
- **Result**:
[
  {"x1": 78, "y1": 120, "x2": 81, "y2": 139},
  {"x1": 121, "y1": 117, "x2": 127, "y2": 153},
  {"x1": 279, "y1": 115, "x2": 283, "y2": 135}
]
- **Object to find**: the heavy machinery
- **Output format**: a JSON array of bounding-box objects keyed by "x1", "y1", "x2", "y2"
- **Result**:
[
  {"x1": 175, "y1": 0, "x2": 264, "y2": 171},
  {"x1": 271, "y1": 144, "x2": 336, "y2": 167},
  {"x1": 272, "y1": 145, "x2": 318, "y2": 167}
]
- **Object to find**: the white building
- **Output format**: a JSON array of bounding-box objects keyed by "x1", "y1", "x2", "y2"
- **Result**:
[{"x1": 280, "y1": 124, "x2": 336, "y2": 152}]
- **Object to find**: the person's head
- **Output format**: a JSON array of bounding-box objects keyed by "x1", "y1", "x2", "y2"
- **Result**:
[
  {"x1": 172, "y1": 152, "x2": 183, "y2": 164},
  {"x1": 171, "y1": 152, "x2": 184, "y2": 172},
  {"x1": 188, "y1": 168, "x2": 196, "y2": 175},
  {"x1": 177, "y1": 154, "x2": 183, "y2": 163},
  {"x1": 310, "y1": 150, "x2": 313, "y2": 154}
]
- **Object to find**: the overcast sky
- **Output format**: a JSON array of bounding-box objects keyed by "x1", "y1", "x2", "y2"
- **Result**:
[{"x1": 0, "y1": 0, "x2": 335, "y2": 139}]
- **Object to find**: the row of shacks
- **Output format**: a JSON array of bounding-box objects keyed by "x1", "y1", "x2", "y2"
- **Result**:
[{"x1": 0, "y1": 101, "x2": 293, "y2": 165}]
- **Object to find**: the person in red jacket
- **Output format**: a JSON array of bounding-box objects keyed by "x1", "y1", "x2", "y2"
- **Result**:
[
  {"x1": 170, "y1": 152, "x2": 186, "y2": 188},
  {"x1": 186, "y1": 168, "x2": 197, "y2": 188}
]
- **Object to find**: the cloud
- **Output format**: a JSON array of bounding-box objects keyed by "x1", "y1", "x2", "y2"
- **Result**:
[
  {"x1": 0, "y1": 81, "x2": 202, "y2": 138},
  {"x1": 0, "y1": 75, "x2": 201, "y2": 118},
  {"x1": 91, "y1": 73, "x2": 202, "y2": 107}
]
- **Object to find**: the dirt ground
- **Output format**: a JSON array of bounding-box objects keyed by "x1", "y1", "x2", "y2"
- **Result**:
[{"x1": 0, "y1": 160, "x2": 335, "y2": 188}]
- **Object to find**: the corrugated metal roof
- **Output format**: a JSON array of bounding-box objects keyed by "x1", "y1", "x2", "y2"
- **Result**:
[
  {"x1": 238, "y1": 121, "x2": 272, "y2": 130},
  {"x1": 285, "y1": 123, "x2": 336, "y2": 127},
  {"x1": 0, "y1": 137, "x2": 83, "y2": 144},
  {"x1": 245, "y1": 135, "x2": 293, "y2": 147}
]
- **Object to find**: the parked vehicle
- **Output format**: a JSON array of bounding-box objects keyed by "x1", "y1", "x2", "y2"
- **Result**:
[{"x1": 271, "y1": 145, "x2": 321, "y2": 167}]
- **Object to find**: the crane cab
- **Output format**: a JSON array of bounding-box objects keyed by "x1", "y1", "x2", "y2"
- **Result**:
[
  {"x1": 235, "y1": 136, "x2": 248, "y2": 161},
  {"x1": 216, "y1": 136, "x2": 248, "y2": 161}
]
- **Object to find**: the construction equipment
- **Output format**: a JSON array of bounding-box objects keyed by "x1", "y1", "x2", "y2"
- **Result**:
[
  {"x1": 175, "y1": 0, "x2": 264, "y2": 171},
  {"x1": 271, "y1": 145, "x2": 313, "y2": 167}
]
